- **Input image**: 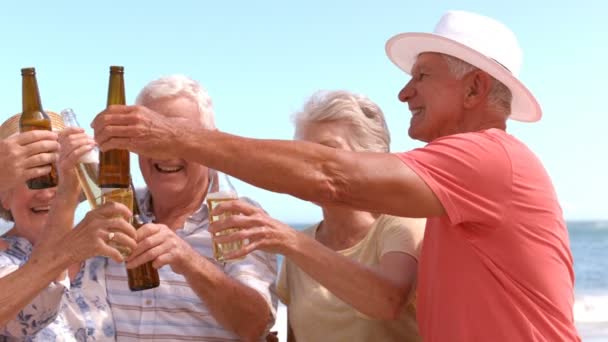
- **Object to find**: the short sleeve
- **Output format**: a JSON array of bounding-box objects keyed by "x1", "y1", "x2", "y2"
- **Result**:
[
  {"x1": 395, "y1": 131, "x2": 512, "y2": 226},
  {"x1": 378, "y1": 215, "x2": 425, "y2": 260},
  {"x1": 0, "y1": 250, "x2": 68, "y2": 338}
]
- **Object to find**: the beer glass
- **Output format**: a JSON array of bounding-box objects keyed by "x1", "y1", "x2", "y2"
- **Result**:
[{"x1": 207, "y1": 170, "x2": 245, "y2": 262}]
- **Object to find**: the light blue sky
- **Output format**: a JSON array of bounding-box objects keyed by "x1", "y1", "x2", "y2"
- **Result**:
[{"x1": 0, "y1": 0, "x2": 606, "y2": 225}]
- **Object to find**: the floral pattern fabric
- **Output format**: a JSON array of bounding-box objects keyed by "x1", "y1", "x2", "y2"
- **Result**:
[{"x1": 0, "y1": 235, "x2": 115, "y2": 341}]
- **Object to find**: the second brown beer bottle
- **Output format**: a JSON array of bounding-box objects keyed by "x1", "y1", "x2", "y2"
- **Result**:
[
  {"x1": 98, "y1": 66, "x2": 130, "y2": 189},
  {"x1": 19, "y1": 67, "x2": 58, "y2": 189},
  {"x1": 128, "y1": 187, "x2": 160, "y2": 291}
]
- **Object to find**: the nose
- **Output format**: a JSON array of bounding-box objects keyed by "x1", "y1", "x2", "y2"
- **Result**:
[
  {"x1": 398, "y1": 79, "x2": 415, "y2": 103},
  {"x1": 34, "y1": 187, "x2": 57, "y2": 201}
]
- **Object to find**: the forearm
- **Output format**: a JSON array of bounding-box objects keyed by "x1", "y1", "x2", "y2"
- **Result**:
[
  {"x1": 285, "y1": 232, "x2": 413, "y2": 320},
  {"x1": 181, "y1": 129, "x2": 338, "y2": 204},
  {"x1": 178, "y1": 128, "x2": 436, "y2": 217},
  {"x1": 0, "y1": 248, "x2": 72, "y2": 329},
  {"x1": 182, "y1": 254, "x2": 271, "y2": 341},
  {"x1": 38, "y1": 181, "x2": 80, "y2": 247}
]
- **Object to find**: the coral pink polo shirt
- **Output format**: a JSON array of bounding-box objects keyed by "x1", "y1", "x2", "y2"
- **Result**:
[{"x1": 397, "y1": 129, "x2": 580, "y2": 342}]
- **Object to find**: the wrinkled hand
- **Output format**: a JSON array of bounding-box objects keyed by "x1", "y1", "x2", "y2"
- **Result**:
[
  {"x1": 208, "y1": 199, "x2": 297, "y2": 260},
  {"x1": 126, "y1": 223, "x2": 195, "y2": 274},
  {"x1": 0, "y1": 130, "x2": 59, "y2": 192},
  {"x1": 57, "y1": 127, "x2": 96, "y2": 191},
  {"x1": 92, "y1": 105, "x2": 193, "y2": 160},
  {"x1": 64, "y1": 202, "x2": 137, "y2": 263}
]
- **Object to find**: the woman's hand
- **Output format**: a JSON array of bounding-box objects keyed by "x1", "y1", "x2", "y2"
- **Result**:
[
  {"x1": 56, "y1": 127, "x2": 96, "y2": 192},
  {"x1": 0, "y1": 130, "x2": 59, "y2": 192},
  {"x1": 63, "y1": 201, "x2": 137, "y2": 263},
  {"x1": 208, "y1": 199, "x2": 298, "y2": 260}
]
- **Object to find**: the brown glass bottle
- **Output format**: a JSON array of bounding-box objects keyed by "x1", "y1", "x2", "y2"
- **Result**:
[
  {"x1": 128, "y1": 187, "x2": 160, "y2": 291},
  {"x1": 19, "y1": 68, "x2": 58, "y2": 189},
  {"x1": 98, "y1": 66, "x2": 130, "y2": 189}
]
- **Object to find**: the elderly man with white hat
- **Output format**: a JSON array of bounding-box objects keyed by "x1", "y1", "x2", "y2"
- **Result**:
[{"x1": 93, "y1": 10, "x2": 580, "y2": 342}]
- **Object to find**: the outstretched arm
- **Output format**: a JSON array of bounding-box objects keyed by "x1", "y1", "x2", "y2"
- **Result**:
[{"x1": 93, "y1": 105, "x2": 443, "y2": 218}]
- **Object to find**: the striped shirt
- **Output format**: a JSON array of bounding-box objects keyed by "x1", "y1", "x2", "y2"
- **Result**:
[{"x1": 106, "y1": 188, "x2": 278, "y2": 341}]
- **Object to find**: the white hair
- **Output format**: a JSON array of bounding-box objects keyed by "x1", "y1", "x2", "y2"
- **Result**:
[
  {"x1": 293, "y1": 90, "x2": 391, "y2": 153},
  {"x1": 442, "y1": 54, "x2": 513, "y2": 115},
  {"x1": 135, "y1": 75, "x2": 216, "y2": 129}
]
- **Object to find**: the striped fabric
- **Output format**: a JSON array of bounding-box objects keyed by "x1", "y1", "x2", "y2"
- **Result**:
[{"x1": 106, "y1": 189, "x2": 278, "y2": 341}]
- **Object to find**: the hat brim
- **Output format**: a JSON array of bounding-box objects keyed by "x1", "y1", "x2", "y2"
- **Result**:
[
  {"x1": 385, "y1": 32, "x2": 541, "y2": 122},
  {"x1": 0, "y1": 111, "x2": 64, "y2": 140}
]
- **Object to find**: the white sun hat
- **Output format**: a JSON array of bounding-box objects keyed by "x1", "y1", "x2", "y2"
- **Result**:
[{"x1": 385, "y1": 10, "x2": 541, "y2": 122}]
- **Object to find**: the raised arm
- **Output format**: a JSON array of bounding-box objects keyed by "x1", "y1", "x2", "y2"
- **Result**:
[
  {"x1": 93, "y1": 105, "x2": 443, "y2": 218},
  {"x1": 0, "y1": 128, "x2": 136, "y2": 331}
]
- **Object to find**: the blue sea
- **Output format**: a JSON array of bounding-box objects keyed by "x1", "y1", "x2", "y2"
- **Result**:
[{"x1": 1, "y1": 220, "x2": 606, "y2": 340}]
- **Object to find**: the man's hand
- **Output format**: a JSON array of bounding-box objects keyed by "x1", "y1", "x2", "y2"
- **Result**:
[
  {"x1": 0, "y1": 130, "x2": 59, "y2": 192},
  {"x1": 126, "y1": 223, "x2": 196, "y2": 274},
  {"x1": 92, "y1": 105, "x2": 193, "y2": 160}
]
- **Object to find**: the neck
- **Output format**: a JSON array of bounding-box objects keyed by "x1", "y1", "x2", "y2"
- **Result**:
[
  {"x1": 8, "y1": 225, "x2": 38, "y2": 245},
  {"x1": 316, "y1": 207, "x2": 377, "y2": 251},
  {"x1": 436, "y1": 109, "x2": 507, "y2": 140},
  {"x1": 151, "y1": 181, "x2": 209, "y2": 230},
  {"x1": 463, "y1": 107, "x2": 508, "y2": 132}
]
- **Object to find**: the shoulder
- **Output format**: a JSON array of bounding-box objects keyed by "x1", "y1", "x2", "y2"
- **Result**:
[{"x1": 376, "y1": 215, "x2": 425, "y2": 236}]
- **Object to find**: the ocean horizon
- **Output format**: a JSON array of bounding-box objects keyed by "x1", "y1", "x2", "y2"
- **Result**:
[{"x1": 1, "y1": 219, "x2": 606, "y2": 340}]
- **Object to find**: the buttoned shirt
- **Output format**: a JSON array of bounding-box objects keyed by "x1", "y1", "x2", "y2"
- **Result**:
[{"x1": 105, "y1": 188, "x2": 278, "y2": 341}]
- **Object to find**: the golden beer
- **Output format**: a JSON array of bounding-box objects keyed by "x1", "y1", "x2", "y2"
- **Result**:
[
  {"x1": 207, "y1": 193, "x2": 244, "y2": 262},
  {"x1": 101, "y1": 188, "x2": 134, "y2": 257}
]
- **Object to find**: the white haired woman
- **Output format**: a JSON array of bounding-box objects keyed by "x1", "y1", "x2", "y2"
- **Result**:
[
  {"x1": 210, "y1": 90, "x2": 425, "y2": 341},
  {"x1": 0, "y1": 113, "x2": 137, "y2": 340}
]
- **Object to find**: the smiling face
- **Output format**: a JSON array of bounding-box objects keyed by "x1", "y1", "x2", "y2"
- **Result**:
[
  {"x1": 398, "y1": 52, "x2": 467, "y2": 142},
  {"x1": 1, "y1": 184, "x2": 56, "y2": 243},
  {"x1": 138, "y1": 96, "x2": 209, "y2": 202}
]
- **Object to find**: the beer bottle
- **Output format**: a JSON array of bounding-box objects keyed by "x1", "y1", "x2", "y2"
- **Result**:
[
  {"x1": 61, "y1": 109, "x2": 101, "y2": 209},
  {"x1": 128, "y1": 186, "x2": 160, "y2": 291},
  {"x1": 98, "y1": 66, "x2": 130, "y2": 189},
  {"x1": 19, "y1": 67, "x2": 58, "y2": 189}
]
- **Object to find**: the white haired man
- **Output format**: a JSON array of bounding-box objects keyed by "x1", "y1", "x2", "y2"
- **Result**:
[
  {"x1": 103, "y1": 75, "x2": 277, "y2": 341},
  {"x1": 93, "y1": 12, "x2": 580, "y2": 342}
]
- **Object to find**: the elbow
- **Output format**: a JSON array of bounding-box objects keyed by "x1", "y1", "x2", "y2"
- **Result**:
[
  {"x1": 377, "y1": 285, "x2": 413, "y2": 321},
  {"x1": 237, "y1": 314, "x2": 271, "y2": 342},
  {"x1": 308, "y1": 161, "x2": 349, "y2": 206}
]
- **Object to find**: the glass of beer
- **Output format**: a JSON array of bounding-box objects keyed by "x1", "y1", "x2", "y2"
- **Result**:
[
  {"x1": 207, "y1": 171, "x2": 244, "y2": 262},
  {"x1": 100, "y1": 187, "x2": 134, "y2": 257}
]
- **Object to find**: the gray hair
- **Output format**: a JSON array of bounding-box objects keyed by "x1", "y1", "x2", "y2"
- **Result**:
[
  {"x1": 135, "y1": 75, "x2": 216, "y2": 129},
  {"x1": 293, "y1": 90, "x2": 391, "y2": 153},
  {"x1": 442, "y1": 54, "x2": 513, "y2": 115}
]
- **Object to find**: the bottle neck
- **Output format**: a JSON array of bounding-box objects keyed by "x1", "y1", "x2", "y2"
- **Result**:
[
  {"x1": 22, "y1": 75, "x2": 44, "y2": 113},
  {"x1": 61, "y1": 110, "x2": 80, "y2": 128},
  {"x1": 107, "y1": 73, "x2": 126, "y2": 106}
]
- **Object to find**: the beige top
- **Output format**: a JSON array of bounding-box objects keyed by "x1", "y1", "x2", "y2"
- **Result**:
[{"x1": 277, "y1": 215, "x2": 425, "y2": 342}]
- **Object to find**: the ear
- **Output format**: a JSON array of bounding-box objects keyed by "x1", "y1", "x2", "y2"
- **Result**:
[{"x1": 463, "y1": 71, "x2": 493, "y2": 109}]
